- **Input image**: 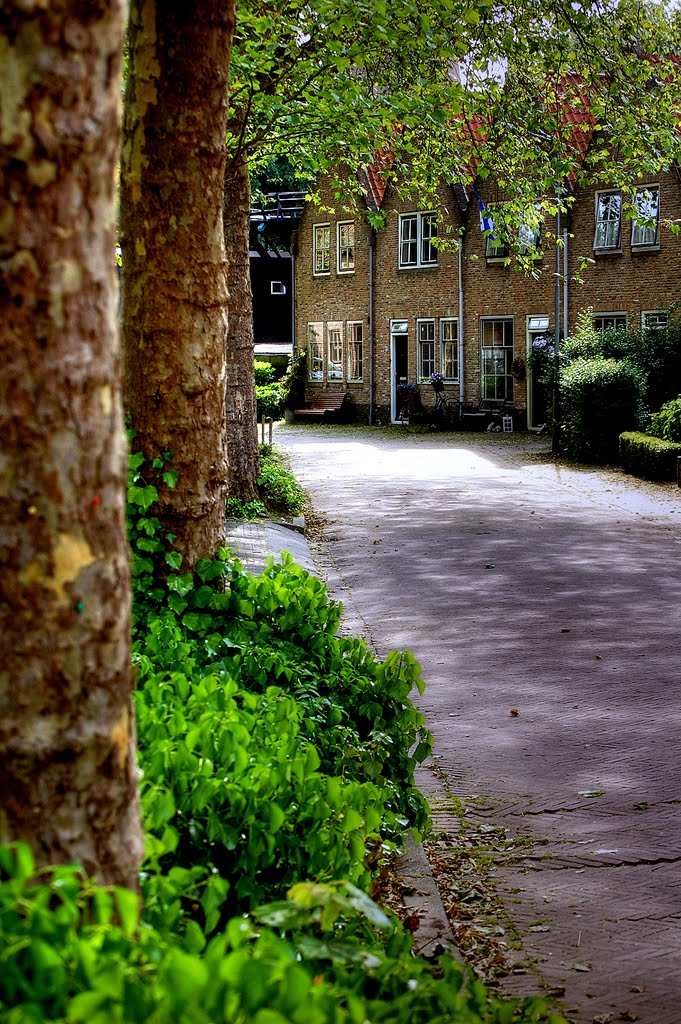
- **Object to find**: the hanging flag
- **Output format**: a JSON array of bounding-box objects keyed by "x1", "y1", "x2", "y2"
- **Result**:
[{"x1": 470, "y1": 185, "x2": 494, "y2": 239}]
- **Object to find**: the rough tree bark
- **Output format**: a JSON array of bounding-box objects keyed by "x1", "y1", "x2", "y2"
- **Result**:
[
  {"x1": 121, "y1": 0, "x2": 236, "y2": 565},
  {"x1": 223, "y1": 142, "x2": 260, "y2": 501},
  {"x1": 0, "y1": 1, "x2": 143, "y2": 886}
]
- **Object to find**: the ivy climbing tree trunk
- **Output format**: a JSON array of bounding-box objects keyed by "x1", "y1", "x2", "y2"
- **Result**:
[
  {"x1": 224, "y1": 143, "x2": 260, "y2": 501},
  {"x1": 121, "y1": 0, "x2": 236, "y2": 565},
  {"x1": 0, "y1": 1, "x2": 143, "y2": 887}
]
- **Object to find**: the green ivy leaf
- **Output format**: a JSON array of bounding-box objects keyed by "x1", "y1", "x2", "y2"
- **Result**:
[
  {"x1": 165, "y1": 550, "x2": 183, "y2": 570},
  {"x1": 167, "y1": 573, "x2": 194, "y2": 597}
]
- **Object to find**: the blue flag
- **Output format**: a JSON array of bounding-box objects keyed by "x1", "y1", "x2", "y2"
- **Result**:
[{"x1": 470, "y1": 186, "x2": 494, "y2": 239}]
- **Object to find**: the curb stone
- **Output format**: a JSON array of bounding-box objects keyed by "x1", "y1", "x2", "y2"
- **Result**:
[{"x1": 394, "y1": 834, "x2": 462, "y2": 962}]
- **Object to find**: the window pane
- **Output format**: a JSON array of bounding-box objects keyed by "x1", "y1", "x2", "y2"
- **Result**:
[
  {"x1": 481, "y1": 319, "x2": 513, "y2": 400},
  {"x1": 314, "y1": 225, "x2": 330, "y2": 272},
  {"x1": 632, "y1": 187, "x2": 659, "y2": 247},
  {"x1": 338, "y1": 222, "x2": 355, "y2": 270},
  {"x1": 327, "y1": 322, "x2": 343, "y2": 379},
  {"x1": 400, "y1": 216, "x2": 418, "y2": 266},
  {"x1": 417, "y1": 321, "x2": 436, "y2": 380},
  {"x1": 421, "y1": 215, "x2": 438, "y2": 264},
  {"x1": 642, "y1": 311, "x2": 667, "y2": 330},
  {"x1": 347, "y1": 322, "x2": 363, "y2": 380},
  {"x1": 439, "y1": 318, "x2": 458, "y2": 381},
  {"x1": 307, "y1": 323, "x2": 324, "y2": 379},
  {"x1": 594, "y1": 193, "x2": 621, "y2": 249}
]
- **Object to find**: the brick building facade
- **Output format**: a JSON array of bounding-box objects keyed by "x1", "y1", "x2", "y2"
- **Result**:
[{"x1": 293, "y1": 164, "x2": 681, "y2": 428}]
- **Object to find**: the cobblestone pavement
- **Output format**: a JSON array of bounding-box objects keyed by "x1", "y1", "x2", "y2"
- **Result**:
[{"x1": 274, "y1": 423, "x2": 681, "y2": 1024}]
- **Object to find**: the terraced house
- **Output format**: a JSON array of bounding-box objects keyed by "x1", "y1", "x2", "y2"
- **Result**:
[{"x1": 293, "y1": 140, "x2": 681, "y2": 429}]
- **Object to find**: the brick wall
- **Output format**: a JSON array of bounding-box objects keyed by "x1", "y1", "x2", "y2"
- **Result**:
[{"x1": 294, "y1": 169, "x2": 681, "y2": 427}]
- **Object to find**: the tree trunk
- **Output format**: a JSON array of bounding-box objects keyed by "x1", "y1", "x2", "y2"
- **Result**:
[
  {"x1": 121, "y1": 0, "x2": 236, "y2": 566},
  {"x1": 224, "y1": 145, "x2": 261, "y2": 500},
  {"x1": 0, "y1": 1, "x2": 143, "y2": 887}
]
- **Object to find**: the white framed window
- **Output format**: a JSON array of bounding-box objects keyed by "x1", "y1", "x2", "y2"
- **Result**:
[
  {"x1": 307, "y1": 322, "x2": 324, "y2": 379},
  {"x1": 337, "y1": 222, "x2": 355, "y2": 273},
  {"x1": 527, "y1": 316, "x2": 550, "y2": 332},
  {"x1": 592, "y1": 312, "x2": 627, "y2": 332},
  {"x1": 518, "y1": 205, "x2": 542, "y2": 253},
  {"x1": 327, "y1": 321, "x2": 343, "y2": 380},
  {"x1": 594, "y1": 191, "x2": 622, "y2": 251},
  {"x1": 481, "y1": 318, "x2": 514, "y2": 400},
  {"x1": 440, "y1": 319, "x2": 459, "y2": 381},
  {"x1": 417, "y1": 320, "x2": 436, "y2": 380},
  {"x1": 313, "y1": 224, "x2": 331, "y2": 274},
  {"x1": 631, "y1": 185, "x2": 660, "y2": 248},
  {"x1": 270, "y1": 281, "x2": 286, "y2": 295},
  {"x1": 347, "y1": 322, "x2": 364, "y2": 381},
  {"x1": 485, "y1": 207, "x2": 508, "y2": 260},
  {"x1": 642, "y1": 310, "x2": 667, "y2": 330},
  {"x1": 399, "y1": 212, "x2": 438, "y2": 268}
]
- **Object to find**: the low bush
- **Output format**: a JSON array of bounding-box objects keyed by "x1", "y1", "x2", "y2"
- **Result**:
[
  {"x1": 255, "y1": 381, "x2": 285, "y2": 421},
  {"x1": 257, "y1": 445, "x2": 306, "y2": 516},
  {"x1": 254, "y1": 359, "x2": 276, "y2": 386},
  {"x1": 647, "y1": 393, "x2": 681, "y2": 443},
  {"x1": 619, "y1": 431, "x2": 681, "y2": 481},
  {"x1": 559, "y1": 357, "x2": 641, "y2": 463}
]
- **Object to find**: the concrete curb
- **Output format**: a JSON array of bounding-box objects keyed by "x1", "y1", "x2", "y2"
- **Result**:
[{"x1": 394, "y1": 834, "x2": 461, "y2": 962}]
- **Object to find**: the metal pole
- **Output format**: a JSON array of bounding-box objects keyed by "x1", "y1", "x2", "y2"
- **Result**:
[{"x1": 369, "y1": 228, "x2": 376, "y2": 425}]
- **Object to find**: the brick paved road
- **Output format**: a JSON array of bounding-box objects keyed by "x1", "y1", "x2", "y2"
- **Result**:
[{"x1": 276, "y1": 424, "x2": 681, "y2": 1024}]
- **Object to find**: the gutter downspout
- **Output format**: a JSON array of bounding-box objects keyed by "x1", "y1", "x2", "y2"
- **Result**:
[
  {"x1": 552, "y1": 199, "x2": 562, "y2": 454},
  {"x1": 369, "y1": 227, "x2": 376, "y2": 426},
  {"x1": 563, "y1": 227, "x2": 569, "y2": 341},
  {"x1": 291, "y1": 245, "x2": 296, "y2": 354},
  {"x1": 458, "y1": 231, "x2": 465, "y2": 409}
]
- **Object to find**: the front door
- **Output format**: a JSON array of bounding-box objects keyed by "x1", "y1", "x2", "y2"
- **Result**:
[
  {"x1": 390, "y1": 321, "x2": 409, "y2": 422},
  {"x1": 527, "y1": 317, "x2": 551, "y2": 430}
]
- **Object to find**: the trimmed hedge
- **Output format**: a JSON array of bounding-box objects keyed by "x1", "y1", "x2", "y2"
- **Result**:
[
  {"x1": 619, "y1": 431, "x2": 681, "y2": 481},
  {"x1": 559, "y1": 357, "x2": 640, "y2": 463}
]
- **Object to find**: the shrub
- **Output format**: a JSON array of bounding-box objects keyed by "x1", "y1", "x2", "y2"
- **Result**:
[
  {"x1": 648, "y1": 393, "x2": 681, "y2": 443},
  {"x1": 257, "y1": 445, "x2": 306, "y2": 516},
  {"x1": 619, "y1": 430, "x2": 681, "y2": 481},
  {"x1": 559, "y1": 357, "x2": 641, "y2": 463},
  {"x1": 254, "y1": 359, "x2": 276, "y2": 386},
  {"x1": 623, "y1": 322, "x2": 681, "y2": 413},
  {"x1": 255, "y1": 381, "x2": 285, "y2": 420}
]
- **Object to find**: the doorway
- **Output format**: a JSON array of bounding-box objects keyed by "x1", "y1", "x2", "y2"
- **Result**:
[
  {"x1": 526, "y1": 316, "x2": 550, "y2": 430},
  {"x1": 390, "y1": 321, "x2": 409, "y2": 422}
]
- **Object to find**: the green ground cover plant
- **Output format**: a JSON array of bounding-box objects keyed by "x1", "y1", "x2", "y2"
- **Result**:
[
  {"x1": 226, "y1": 445, "x2": 305, "y2": 520},
  {"x1": 0, "y1": 843, "x2": 563, "y2": 1024}
]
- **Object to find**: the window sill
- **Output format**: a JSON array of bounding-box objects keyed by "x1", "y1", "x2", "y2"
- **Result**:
[
  {"x1": 592, "y1": 248, "x2": 622, "y2": 256},
  {"x1": 398, "y1": 263, "x2": 439, "y2": 271},
  {"x1": 313, "y1": 271, "x2": 331, "y2": 278},
  {"x1": 485, "y1": 257, "x2": 510, "y2": 265},
  {"x1": 337, "y1": 269, "x2": 356, "y2": 276},
  {"x1": 631, "y1": 244, "x2": 660, "y2": 254}
]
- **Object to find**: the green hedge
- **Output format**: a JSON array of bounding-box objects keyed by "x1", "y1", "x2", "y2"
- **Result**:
[
  {"x1": 559, "y1": 357, "x2": 640, "y2": 463},
  {"x1": 619, "y1": 431, "x2": 681, "y2": 481}
]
